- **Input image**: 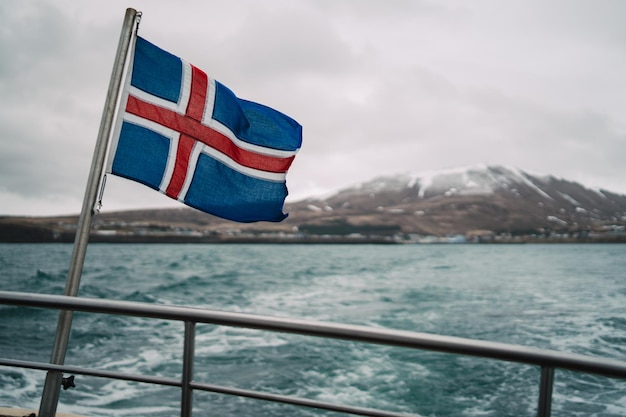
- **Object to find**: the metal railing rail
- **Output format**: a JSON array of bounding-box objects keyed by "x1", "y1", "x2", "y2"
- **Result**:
[{"x1": 1, "y1": 290, "x2": 626, "y2": 417}]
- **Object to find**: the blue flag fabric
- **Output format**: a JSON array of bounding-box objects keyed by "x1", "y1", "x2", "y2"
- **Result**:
[{"x1": 107, "y1": 36, "x2": 302, "y2": 222}]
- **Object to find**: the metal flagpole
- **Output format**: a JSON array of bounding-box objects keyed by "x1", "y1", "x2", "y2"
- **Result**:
[{"x1": 38, "y1": 8, "x2": 141, "y2": 417}]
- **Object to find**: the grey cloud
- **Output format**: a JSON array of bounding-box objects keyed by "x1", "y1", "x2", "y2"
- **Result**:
[
  {"x1": 217, "y1": 7, "x2": 361, "y2": 80},
  {"x1": 0, "y1": 2, "x2": 72, "y2": 82},
  {"x1": 1, "y1": 0, "x2": 625, "y2": 215}
]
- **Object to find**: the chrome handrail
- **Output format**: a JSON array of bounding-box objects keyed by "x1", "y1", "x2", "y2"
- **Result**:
[{"x1": 1, "y1": 290, "x2": 625, "y2": 417}]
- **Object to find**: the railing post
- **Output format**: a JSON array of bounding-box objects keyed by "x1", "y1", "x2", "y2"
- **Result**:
[
  {"x1": 537, "y1": 366, "x2": 554, "y2": 417},
  {"x1": 181, "y1": 321, "x2": 196, "y2": 417}
]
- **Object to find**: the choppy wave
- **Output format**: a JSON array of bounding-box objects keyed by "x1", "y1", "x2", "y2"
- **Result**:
[{"x1": 1, "y1": 243, "x2": 625, "y2": 417}]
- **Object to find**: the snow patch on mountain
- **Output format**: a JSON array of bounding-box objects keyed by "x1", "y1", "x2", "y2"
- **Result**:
[
  {"x1": 506, "y1": 166, "x2": 554, "y2": 200},
  {"x1": 324, "y1": 164, "x2": 624, "y2": 205},
  {"x1": 559, "y1": 192, "x2": 581, "y2": 206},
  {"x1": 408, "y1": 164, "x2": 555, "y2": 200},
  {"x1": 411, "y1": 163, "x2": 496, "y2": 198},
  {"x1": 590, "y1": 187, "x2": 609, "y2": 199},
  {"x1": 547, "y1": 216, "x2": 567, "y2": 226}
]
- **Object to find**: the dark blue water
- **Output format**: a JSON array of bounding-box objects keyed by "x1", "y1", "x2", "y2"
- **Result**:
[{"x1": 1, "y1": 243, "x2": 625, "y2": 416}]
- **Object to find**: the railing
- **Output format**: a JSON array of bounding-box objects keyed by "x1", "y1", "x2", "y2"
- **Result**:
[{"x1": 1, "y1": 290, "x2": 626, "y2": 417}]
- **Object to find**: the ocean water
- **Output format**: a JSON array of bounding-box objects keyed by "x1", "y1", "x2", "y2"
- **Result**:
[{"x1": 0, "y1": 243, "x2": 625, "y2": 417}]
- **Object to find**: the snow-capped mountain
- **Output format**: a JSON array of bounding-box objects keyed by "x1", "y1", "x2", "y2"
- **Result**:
[
  {"x1": 288, "y1": 164, "x2": 626, "y2": 238},
  {"x1": 331, "y1": 164, "x2": 592, "y2": 201}
]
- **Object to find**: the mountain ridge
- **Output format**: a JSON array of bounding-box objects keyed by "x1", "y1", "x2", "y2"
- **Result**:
[
  {"x1": 324, "y1": 164, "x2": 605, "y2": 201},
  {"x1": 290, "y1": 164, "x2": 626, "y2": 240}
]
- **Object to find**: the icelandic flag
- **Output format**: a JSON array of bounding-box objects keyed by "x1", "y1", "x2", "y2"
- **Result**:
[{"x1": 107, "y1": 36, "x2": 302, "y2": 222}]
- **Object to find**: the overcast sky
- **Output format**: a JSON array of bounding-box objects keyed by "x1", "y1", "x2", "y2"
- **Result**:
[{"x1": 1, "y1": 0, "x2": 625, "y2": 216}]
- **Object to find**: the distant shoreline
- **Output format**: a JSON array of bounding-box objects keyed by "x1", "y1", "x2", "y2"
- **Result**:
[
  {"x1": 2, "y1": 216, "x2": 625, "y2": 244},
  {"x1": 1, "y1": 233, "x2": 624, "y2": 244}
]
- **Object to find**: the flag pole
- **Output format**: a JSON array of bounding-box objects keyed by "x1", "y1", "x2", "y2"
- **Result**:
[{"x1": 38, "y1": 8, "x2": 141, "y2": 417}]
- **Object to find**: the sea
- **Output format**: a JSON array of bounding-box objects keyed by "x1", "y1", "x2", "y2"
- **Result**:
[{"x1": 0, "y1": 243, "x2": 625, "y2": 417}]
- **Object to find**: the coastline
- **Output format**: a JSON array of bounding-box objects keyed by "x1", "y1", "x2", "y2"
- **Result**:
[{"x1": 1, "y1": 216, "x2": 625, "y2": 244}]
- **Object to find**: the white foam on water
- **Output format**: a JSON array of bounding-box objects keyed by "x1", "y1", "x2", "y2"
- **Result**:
[
  {"x1": 296, "y1": 344, "x2": 429, "y2": 415},
  {"x1": 67, "y1": 379, "x2": 179, "y2": 417},
  {"x1": 301, "y1": 368, "x2": 381, "y2": 407},
  {"x1": 604, "y1": 394, "x2": 626, "y2": 416},
  {"x1": 194, "y1": 325, "x2": 289, "y2": 356},
  {"x1": 456, "y1": 394, "x2": 497, "y2": 416},
  {"x1": 75, "y1": 380, "x2": 147, "y2": 407},
  {"x1": 66, "y1": 401, "x2": 176, "y2": 417},
  {"x1": 0, "y1": 368, "x2": 41, "y2": 409},
  {"x1": 95, "y1": 356, "x2": 140, "y2": 370}
]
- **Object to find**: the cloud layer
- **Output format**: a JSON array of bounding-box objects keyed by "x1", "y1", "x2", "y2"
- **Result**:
[{"x1": 1, "y1": 0, "x2": 625, "y2": 215}]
